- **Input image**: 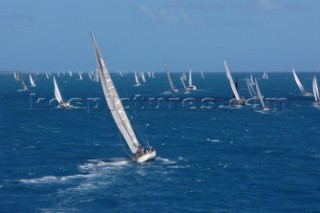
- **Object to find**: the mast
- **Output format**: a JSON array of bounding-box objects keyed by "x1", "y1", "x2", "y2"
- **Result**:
[{"x1": 91, "y1": 33, "x2": 140, "y2": 154}]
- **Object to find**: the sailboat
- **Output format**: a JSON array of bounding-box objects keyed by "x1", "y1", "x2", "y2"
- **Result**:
[
  {"x1": 140, "y1": 71, "x2": 146, "y2": 83},
  {"x1": 180, "y1": 73, "x2": 189, "y2": 93},
  {"x1": 292, "y1": 68, "x2": 312, "y2": 96},
  {"x1": 69, "y1": 70, "x2": 73, "y2": 77},
  {"x1": 187, "y1": 68, "x2": 197, "y2": 91},
  {"x1": 78, "y1": 72, "x2": 83, "y2": 80},
  {"x1": 246, "y1": 78, "x2": 256, "y2": 98},
  {"x1": 201, "y1": 70, "x2": 205, "y2": 79},
  {"x1": 45, "y1": 72, "x2": 50, "y2": 79},
  {"x1": 165, "y1": 64, "x2": 179, "y2": 93},
  {"x1": 91, "y1": 33, "x2": 156, "y2": 163},
  {"x1": 151, "y1": 71, "x2": 155, "y2": 79},
  {"x1": 53, "y1": 76, "x2": 70, "y2": 108},
  {"x1": 29, "y1": 74, "x2": 36, "y2": 87},
  {"x1": 224, "y1": 60, "x2": 245, "y2": 105},
  {"x1": 312, "y1": 74, "x2": 320, "y2": 105},
  {"x1": 13, "y1": 72, "x2": 19, "y2": 81},
  {"x1": 18, "y1": 73, "x2": 28, "y2": 91},
  {"x1": 250, "y1": 75, "x2": 255, "y2": 85},
  {"x1": 133, "y1": 71, "x2": 141, "y2": 86},
  {"x1": 262, "y1": 71, "x2": 269, "y2": 80},
  {"x1": 255, "y1": 78, "x2": 270, "y2": 111}
]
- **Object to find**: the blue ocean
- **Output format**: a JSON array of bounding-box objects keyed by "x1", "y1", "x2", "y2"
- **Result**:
[{"x1": 0, "y1": 72, "x2": 319, "y2": 212}]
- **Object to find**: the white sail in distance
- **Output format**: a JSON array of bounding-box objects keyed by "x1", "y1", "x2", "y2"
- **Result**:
[
  {"x1": 141, "y1": 71, "x2": 146, "y2": 83},
  {"x1": 134, "y1": 71, "x2": 141, "y2": 86},
  {"x1": 29, "y1": 74, "x2": 36, "y2": 87},
  {"x1": 312, "y1": 74, "x2": 320, "y2": 102},
  {"x1": 224, "y1": 60, "x2": 241, "y2": 101},
  {"x1": 292, "y1": 68, "x2": 306, "y2": 94},
  {"x1": 255, "y1": 78, "x2": 266, "y2": 109},
  {"x1": 53, "y1": 76, "x2": 64, "y2": 103},
  {"x1": 91, "y1": 33, "x2": 141, "y2": 154},
  {"x1": 165, "y1": 64, "x2": 178, "y2": 92},
  {"x1": 188, "y1": 68, "x2": 193, "y2": 87},
  {"x1": 79, "y1": 72, "x2": 83, "y2": 80},
  {"x1": 19, "y1": 73, "x2": 28, "y2": 91}
]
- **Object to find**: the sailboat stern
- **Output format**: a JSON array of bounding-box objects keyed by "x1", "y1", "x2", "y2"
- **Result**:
[{"x1": 134, "y1": 149, "x2": 157, "y2": 163}]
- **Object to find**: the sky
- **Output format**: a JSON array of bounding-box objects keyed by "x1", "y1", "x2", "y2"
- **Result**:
[{"x1": 0, "y1": 0, "x2": 320, "y2": 73}]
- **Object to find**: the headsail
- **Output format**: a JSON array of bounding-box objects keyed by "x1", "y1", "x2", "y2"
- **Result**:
[
  {"x1": 224, "y1": 60, "x2": 241, "y2": 101},
  {"x1": 53, "y1": 76, "x2": 64, "y2": 103},
  {"x1": 312, "y1": 74, "x2": 320, "y2": 102},
  {"x1": 91, "y1": 33, "x2": 140, "y2": 154},
  {"x1": 255, "y1": 78, "x2": 265, "y2": 109},
  {"x1": 29, "y1": 74, "x2": 36, "y2": 87},
  {"x1": 292, "y1": 68, "x2": 306, "y2": 94},
  {"x1": 165, "y1": 64, "x2": 178, "y2": 92}
]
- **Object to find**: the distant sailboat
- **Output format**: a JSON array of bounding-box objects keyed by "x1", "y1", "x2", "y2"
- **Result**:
[
  {"x1": 250, "y1": 75, "x2": 255, "y2": 85},
  {"x1": 13, "y1": 72, "x2": 19, "y2": 81},
  {"x1": 187, "y1": 68, "x2": 197, "y2": 91},
  {"x1": 78, "y1": 72, "x2": 83, "y2": 80},
  {"x1": 91, "y1": 33, "x2": 156, "y2": 163},
  {"x1": 180, "y1": 74, "x2": 189, "y2": 93},
  {"x1": 69, "y1": 71, "x2": 73, "y2": 77},
  {"x1": 151, "y1": 71, "x2": 155, "y2": 79},
  {"x1": 292, "y1": 68, "x2": 312, "y2": 96},
  {"x1": 255, "y1": 78, "x2": 270, "y2": 111},
  {"x1": 262, "y1": 71, "x2": 269, "y2": 80},
  {"x1": 53, "y1": 76, "x2": 70, "y2": 108},
  {"x1": 133, "y1": 71, "x2": 141, "y2": 86},
  {"x1": 140, "y1": 71, "x2": 146, "y2": 83},
  {"x1": 165, "y1": 64, "x2": 178, "y2": 93},
  {"x1": 312, "y1": 74, "x2": 320, "y2": 105},
  {"x1": 29, "y1": 74, "x2": 36, "y2": 87},
  {"x1": 45, "y1": 72, "x2": 50, "y2": 79},
  {"x1": 201, "y1": 70, "x2": 205, "y2": 79},
  {"x1": 57, "y1": 72, "x2": 60, "y2": 77},
  {"x1": 224, "y1": 60, "x2": 245, "y2": 105},
  {"x1": 246, "y1": 78, "x2": 256, "y2": 98},
  {"x1": 18, "y1": 73, "x2": 28, "y2": 91}
]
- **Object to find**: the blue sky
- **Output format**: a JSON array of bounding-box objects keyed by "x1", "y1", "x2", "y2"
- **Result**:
[{"x1": 0, "y1": 0, "x2": 319, "y2": 72}]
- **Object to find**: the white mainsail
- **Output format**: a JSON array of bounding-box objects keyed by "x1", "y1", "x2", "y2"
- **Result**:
[
  {"x1": 255, "y1": 78, "x2": 266, "y2": 109},
  {"x1": 46, "y1": 72, "x2": 49, "y2": 79},
  {"x1": 53, "y1": 76, "x2": 64, "y2": 103},
  {"x1": 69, "y1": 70, "x2": 73, "y2": 77},
  {"x1": 188, "y1": 68, "x2": 193, "y2": 87},
  {"x1": 165, "y1": 64, "x2": 178, "y2": 92},
  {"x1": 250, "y1": 75, "x2": 255, "y2": 85},
  {"x1": 180, "y1": 75, "x2": 188, "y2": 93},
  {"x1": 224, "y1": 60, "x2": 241, "y2": 101},
  {"x1": 312, "y1": 74, "x2": 320, "y2": 102},
  {"x1": 29, "y1": 74, "x2": 36, "y2": 87},
  {"x1": 262, "y1": 71, "x2": 269, "y2": 79},
  {"x1": 134, "y1": 71, "x2": 141, "y2": 86},
  {"x1": 141, "y1": 71, "x2": 146, "y2": 83},
  {"x1": 91, "y1": 33, "x2": 141, "y2": 154},
  {"x1": 79, "y1": 72, "x2": 83, "y2": 80},
  {"x1": 292, "y1": 68, "x2": 306, "y2": 94},
  {"x1": 246, "y1": 78, "x2": 256, "y2": 98},
  {"x1": 201, "y1": 70, "x2": 205, "y2": 79},
  {"x1": 19, "y1": 73, "x2": 28, "y2": 91}
]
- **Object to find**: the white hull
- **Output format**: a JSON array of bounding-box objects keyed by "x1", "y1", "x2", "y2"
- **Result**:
[
  {"x1": 187, "y1": 85, "x2": 197, "y2": 91},
  {"x1": 136, "y1": 150, "x2": 156, "y2": 163}
]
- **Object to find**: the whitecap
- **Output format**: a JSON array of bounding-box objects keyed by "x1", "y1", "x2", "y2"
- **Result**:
[{"x1": 157, "y1": 157, "x2": 176, "y2": 164}]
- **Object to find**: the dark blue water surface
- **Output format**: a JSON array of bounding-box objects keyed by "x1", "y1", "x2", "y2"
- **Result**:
[{"x1": 0, "y1": 72, "x2": 319, "y2": 212}]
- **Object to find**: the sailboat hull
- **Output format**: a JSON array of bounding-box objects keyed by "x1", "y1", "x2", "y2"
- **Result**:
[
  {"x1": 136, "y1": 150, "x2": 156, "y2": 163},
  {"x1": 187, "y1": 85, "x2": 197, "y2": 91}
]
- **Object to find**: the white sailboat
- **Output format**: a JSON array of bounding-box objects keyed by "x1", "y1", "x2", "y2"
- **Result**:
[
  {"x1": 29, "y1": 74, "x2": 36, "y2": 87},
  {"x1": 201, "y1": 70, "x2": 205, "y2": 79},
  {"x1": 53, "y1": 76, "x2": 70, "y2": 108},
  {"x1": 255, "y1": 78, "x2": 270, "y2": 111},
  {"x1": 312, "y1": 74, "x2": 320, "y2": 105},
  {"x1": 180, "y1": 74, "x2": 189, "y2": 93},
  {"x1": 262, "y1": 71, "x2": 269, "y2": 80},
  {"x1": 140, "y1": 71, "x2": 146, "y2": 83},
  {"x1": 292, "y1": 68, "x2": 312, "y2": 96},
  {"x1": 165, "y1": 64, "x2": 179, "y2": 93},
  {"x1": 246, "y1": 78, "x2": 256, "y2": 98},
  {"x1": 69, "y1": 70, "x2": 73, "y2": 77},
  {"x1": 91, "y1": 33, "x2": 156, "y2": 163},
  {"x1": 13, "y1": 72, "x2": 19, "y2": 81},
  {"x1": 45, "y1": 72, "x2": 50, "y2": 79},
  {"x1": 224, "y1": 60, "x2": 245, "y2": 105},
  {"x1": 151, "y1": 71, "x2": 155, "y2": 79},
  {"x1": 133, "y1": 71, "x2": 141, "y2": 86},
  {"x1": 187, "y1": 68, "x2": 197, "y2": 91},
  {"x1": 78, "y1": 72, "x2": 83, "y2": 80},
  {"x1": 250, "y1": 75, "x2": 255, "y2": 85},
  {"x1": 18, "y1": 73, "x2": 28, "y2": 91}
]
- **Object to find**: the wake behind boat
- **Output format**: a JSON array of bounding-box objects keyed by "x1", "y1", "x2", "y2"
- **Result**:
[{"x1": 91, "y1": 33, "x2": 156, "y2": 163}]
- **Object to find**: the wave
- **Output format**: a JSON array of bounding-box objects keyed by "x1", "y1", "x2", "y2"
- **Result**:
[{"x1": 157, "y1": 157, "x2": 176, "y2": 164}]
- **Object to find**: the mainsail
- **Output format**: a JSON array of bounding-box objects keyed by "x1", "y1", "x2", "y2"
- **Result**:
[
  {"x1": 201, "y1": 70, "x2": 205, "y2": 79},
  {"x1": 262, "y1": 71, "x2": 269, "y2": 79},
  {"x1": 180, "y1": 74, "x2": 188, "y2": 93},
  {"x1": 91, "y1": 33, "x2": 140, "y2": 154},
  {"x1": 292, "y1": 68, "x2": 306, "y2": 94},
  {"x1": 29, "y1": 74, "x2": 36, "y2": 87},
  {"x1": 134, "y1": 71, "x2": 141, "y2": 86},
  {"x1": 79, "y1": 72, "x2": 83, "y2": 80},
  {"x1": 312, "y1": 74, "x2": 320, "y2": 102},
  {"x1": 224, "y1": 60, "x2": 241, "y2": 101},
  {"x1": 188, "y1": 68, "x2": 193, "y2": 87},
  {"x1": 141, "y1": 71, "x2": 146, "y2": 83},
  {"x1": 165, "y1": 64, "x2": 178, "y2": 92},
  {"x1": 246, "y1": 78, "x2": 256, "y2": 98},
  {"x1": 53, "y1": 76, "x2": 64, "y2": 103},
  {"x1": 19, "y1": 73, "x2": 28, "y2": 91},
  {"x1": 255, "y1": 78, "x2": 265, "y2": 109}
]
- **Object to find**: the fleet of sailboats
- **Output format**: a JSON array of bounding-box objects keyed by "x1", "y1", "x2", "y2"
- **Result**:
[{"x1": 91, "y1": 33, "x2": 156, "y2": 163}]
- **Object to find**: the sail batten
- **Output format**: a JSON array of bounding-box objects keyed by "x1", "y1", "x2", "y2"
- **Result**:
[{"x1": 91, "y1": 33, "x2": 140, "y2": 154}]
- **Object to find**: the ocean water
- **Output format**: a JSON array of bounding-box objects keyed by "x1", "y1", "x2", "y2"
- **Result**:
[{"x1": 0, "y1": 72, "x2": 320, "y2": 212}]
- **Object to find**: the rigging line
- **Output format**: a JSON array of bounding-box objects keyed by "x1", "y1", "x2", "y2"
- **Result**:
[{"x1": 119, "y1": 131, "x2": 133, "y2": 158}]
